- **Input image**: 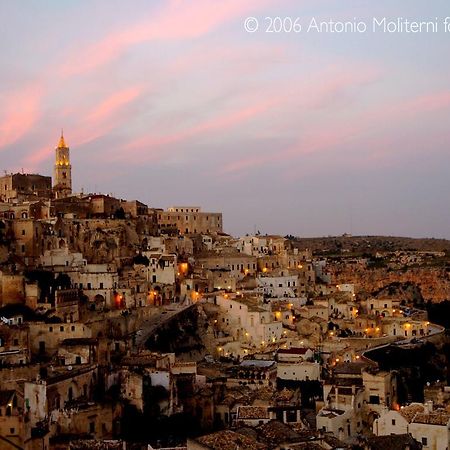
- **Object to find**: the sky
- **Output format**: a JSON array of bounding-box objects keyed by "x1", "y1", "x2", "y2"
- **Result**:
[{"x1": 1, "y1": 0, "x2": 450, "y2": 238}]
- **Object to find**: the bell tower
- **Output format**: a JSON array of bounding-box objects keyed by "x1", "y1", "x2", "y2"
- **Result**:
[{"x1": 53, "y1": 130, "x2": 72, "y2": 198}]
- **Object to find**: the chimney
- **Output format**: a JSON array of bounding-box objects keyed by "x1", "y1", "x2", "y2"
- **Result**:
[{"x1": 425, "y1": 400, "x2": 433, "y2": 413}]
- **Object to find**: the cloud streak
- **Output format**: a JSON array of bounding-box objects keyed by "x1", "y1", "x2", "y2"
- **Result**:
[
  {"x1": 0, "y1": 84, "x2": 43, "y2": 150},
  {"x1": 59, "y1": 0, "x2": 266, "y2": 77}
]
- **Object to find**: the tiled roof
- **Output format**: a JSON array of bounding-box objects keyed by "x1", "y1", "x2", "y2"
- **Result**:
[
  {"x1": 413, "y1": 410, "x2": 450, "y2": 426},
  {"x1": 196, "y1": 430, "x2": 267, "y2": 450},
  {"x1": 398, "y1": 404, "x2": 425, "y2": 422},
  {"x1": 288, "y1": 443, "x2": 325, "y2": 450},
  {"x1": 68, "y1": 439, "x2": 125, "y2": 449},
  {"x1": 366, "y1": 434, "x2": 422, "y2": 450},
  {"x1": 333, "y1": 361, "x2": 373, "y2": 375},
  {"x1": 273, "y1": 387, "x2": 296, "y2": 402},
  {"x1": 238, "y1": 406, "x2": 270, "y2": 420},
  {"x1": 257, "y1": 420, "x2": 301, "y2": 445},
  {"x1": 240, "y1": 360, "x2": 276, "y2": 369}
]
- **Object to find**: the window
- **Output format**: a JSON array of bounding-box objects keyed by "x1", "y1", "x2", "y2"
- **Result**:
[
  {"x1": 13, "y1": 339, "x2": 18, "y2": 346},
  {"x1": 392, "y1": 419, "x2": 396, "y2": 426},
  {"x1": 60, "y1": 326, "x2": 64, "y2": 332},
  {"x1": 89, "y1": 422, "x2": 95, "y2": 433},
  {"x1": 369, "y1": 395, "x2": 380, "y2": 404},
  {"x1": 422, "y1": 437, "x2": 428, "y2": 446}
]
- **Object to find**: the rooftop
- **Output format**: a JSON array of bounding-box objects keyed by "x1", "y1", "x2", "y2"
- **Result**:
[
  {"x1": 398, "y1": 404, "x2": 425, "y2": 423},
  {"x1": 413, "y1": 410, "x2": 450, "y2": 426},
  {"x1": 257, "y1": 420, "x2": 301, "y2": 446},
  {"x1": 195, "y1": 430, "x2": 267, "y2": 450},
  {"x1": 278, "y1": 347, "x2": 312, "y2": 355},
  {"x1": 240, "y1": 360, "x2": 276, "y2": 369},
  {"x1": 366, "y1": 434, "x2": 422, "y2": 450},
  {"x1": 238, "y1": 406, "x2": 270, "y2": 420}
]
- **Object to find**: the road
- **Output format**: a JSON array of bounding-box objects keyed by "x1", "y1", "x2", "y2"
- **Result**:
[{"x1": 134, "y1": 303, "x2": 195, "y2": 348}]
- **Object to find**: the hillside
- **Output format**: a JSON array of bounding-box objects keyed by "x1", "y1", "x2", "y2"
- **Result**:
[{"x1": 292, "y1": 235, "x2": 450, "y2": 255}]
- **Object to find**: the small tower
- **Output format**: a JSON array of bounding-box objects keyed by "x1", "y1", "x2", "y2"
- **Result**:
[{"x1": 53, "y1": 131, "x2": 72, "y2": 198}]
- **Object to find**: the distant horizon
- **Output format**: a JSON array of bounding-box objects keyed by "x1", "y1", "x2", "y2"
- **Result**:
[
  {"x1": 1, "y1": 1, "x2": 449, "y2": 239},
  {"x1": 4, "y1": 166, "x2": 450, "y2": 241}
]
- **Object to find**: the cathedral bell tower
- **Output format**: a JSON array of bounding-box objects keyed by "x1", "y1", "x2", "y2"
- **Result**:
[{"x1": 53, "y1": 131, "x2": 72, "y2": 198}]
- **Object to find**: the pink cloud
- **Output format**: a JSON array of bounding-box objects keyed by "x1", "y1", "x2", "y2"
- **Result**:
[
  {"x1": 220, "y1": 72, "x2": 450, "y2": 178},
  {"x1": 220, "y1": 65, "x2": 381, "y2": 174},
  {"x1": 24, "y1": 85, "x2": 144, "y2": 168},
  {"x1": 60, "y1": 0, "x2": 266, "y2": 77},
  {"x1": 391, "y1": 90, "x2": 450, "y2": 119},
  {"x1": 85, "y1": 86, "x2": 143, "y2": 124},
  {"x1": 222, "y1": 121, "x2": 361, "y2": 175},
  {"x1": 0, "y1": 84, "x2": 43, "y2": 149},
  {"x1": 117, "y1": 96, "x2": 280, "y2": 163},
  {"x1": 27, "y1": 146, "x2": 52, "y2": 166}
]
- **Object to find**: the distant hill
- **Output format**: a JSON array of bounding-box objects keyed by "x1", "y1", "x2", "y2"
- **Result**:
[{"x1": 292, "y1": 235, "x2": 450, "y2": 255}]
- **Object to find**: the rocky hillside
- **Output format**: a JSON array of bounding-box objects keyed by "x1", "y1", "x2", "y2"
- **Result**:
[
  {"x1": 293, "y1": 235, "x2": 450, "y2": 255},
  {"x1": 330, "y1": 265, "x2": 450, "y2": 303}
]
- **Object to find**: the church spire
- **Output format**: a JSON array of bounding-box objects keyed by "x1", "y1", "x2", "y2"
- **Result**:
[
  {"x1": 57, "y1": 129, "x2": 67, "y2": 148},
  {"x1": 54, "y1": 129, "x2": 72, "y2": 198}
]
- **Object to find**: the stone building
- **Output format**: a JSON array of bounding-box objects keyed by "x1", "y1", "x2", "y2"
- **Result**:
[
  {"x1": 158, "y1": 206, "x2": 223, "y2": 235},
  {"x1": 0, "y1": 389, "x2": 23, "y2": 449},
  {"x1": 86, "y1": 194, "x2": 122, "y2": 218},
  {"x1": 0, "y1": 173, "x2": 52, "y2": 203},
  {"x1": 120, "y1": 199, "x2": 148, "y2": 217}
]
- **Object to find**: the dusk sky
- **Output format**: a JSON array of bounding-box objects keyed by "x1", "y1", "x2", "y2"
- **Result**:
[{"x1": 1, "y1": 0, "x2": 450, "y2": 238}]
